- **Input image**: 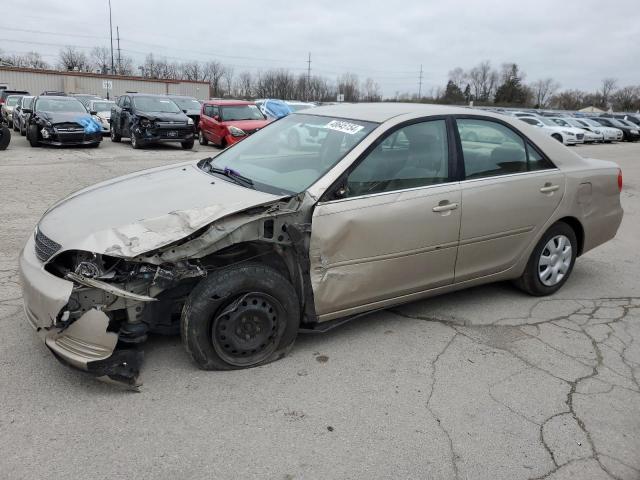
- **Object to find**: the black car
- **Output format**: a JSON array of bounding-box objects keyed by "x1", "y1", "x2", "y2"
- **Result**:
[
  {"x1": 110, "y1": 94, "x2": 195, "y2": 149},
  {"x1": 167, "y1": 95, "x2": 202, "y2": 131},
  {"x1": 23, "y1": 96, "x2": 102, "y2": 148},
  {"x1": 601, "y1": 113, "x2": 640, "y2": 128},
  {"x1": 589, "y1": 117, "x2": 640, "y2": 142}
]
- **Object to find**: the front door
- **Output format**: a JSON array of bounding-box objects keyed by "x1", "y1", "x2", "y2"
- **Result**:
[
  {"x1": 453, "y1": 117, "x2": 566, "y2": 282},
  {"x1": 309, "y1": 119, "x2": 461, "y2": 320}
]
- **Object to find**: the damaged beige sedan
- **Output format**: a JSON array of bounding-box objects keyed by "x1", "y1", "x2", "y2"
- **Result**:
[{"x1": 19, "y1": 104, "x2": 623, "y2": 388}]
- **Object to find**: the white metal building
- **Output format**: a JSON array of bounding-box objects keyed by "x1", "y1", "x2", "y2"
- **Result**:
[{"x1": 0, "y1": 67, "x2": 210, "y2": 100}]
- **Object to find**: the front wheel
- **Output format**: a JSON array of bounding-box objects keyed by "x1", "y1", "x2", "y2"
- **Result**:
[
  {"x1": 181, "y1": 139, "x2": 194, "y2": 150},
  {"x1": 181, "y1": 263, "x2": 300, "y2": 371},
  {"x1": 28, "y1": 124, "x2": 40, "y2": 147},
  {"x1": 0, "y1": 126, "x2": 10, "y2": 150},
  {"x1": 551, "y1": 133, "x2": 563, "y2": 143},
  {"x1": 130, "y1": 133, "x2": 143, "y2": 149},
  {"x1": 514, "y1": 222, "x2": 577, "y2": 296},
  {"x1": 110, "y1": 126, "x2": 121, "y2": 142}
]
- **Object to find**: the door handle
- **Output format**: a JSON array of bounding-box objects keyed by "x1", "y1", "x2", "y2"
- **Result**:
[
  {"x1": 432, "y1": 201, "x2": 459, "y2": 212},
  {"x1": 540, "y1": 183, "x2": 560, "y2": 193}
]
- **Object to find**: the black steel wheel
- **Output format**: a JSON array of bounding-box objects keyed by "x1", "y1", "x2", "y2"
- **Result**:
[
  {"x1": 212, "y1": 292, "x2": 287, "y2": 367},
  {"x1": 181, "y1": 263, "x2": 300, "y2": 370}
]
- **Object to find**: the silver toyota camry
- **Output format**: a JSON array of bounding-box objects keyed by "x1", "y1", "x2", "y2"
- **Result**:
[{"x1": 19, "y1": 104, "x2": 623, "y2": 387}]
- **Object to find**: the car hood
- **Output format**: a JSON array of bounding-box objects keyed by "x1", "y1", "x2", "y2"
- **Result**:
[
  {"x1": 222, "y1": 119, "x2": 271, "y2": 130},
  {"x1": 38, "y1": 161, "x2": 283, "y2": 258},
  {"x1": 136, "y1": 111, "x2": 188, "y2": 122},
  {"x1": 38, "y1": 111, "x2": 93, "y2": 125}
]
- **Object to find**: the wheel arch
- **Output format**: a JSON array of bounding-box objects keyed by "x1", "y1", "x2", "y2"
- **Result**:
[{"x1": 556, "y1": 216, "x2": 585, "y2": 256}]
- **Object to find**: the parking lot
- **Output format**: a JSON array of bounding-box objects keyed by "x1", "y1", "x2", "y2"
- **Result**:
[{"x1": 1, "y1": 134, "x2": 639, "y2": 479}]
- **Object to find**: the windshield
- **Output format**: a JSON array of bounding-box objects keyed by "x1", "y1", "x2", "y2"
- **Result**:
[
  {"x1": 536, "y1": 117, "x2": 557, "y2": 127},
  {"x1": 551, "y1": 118, "x2": 570, "y2": 127},
  {"x1": 566, "y1": 119, "x2": 586, "y2": 128},
  {"x1": 21, "y1": 97, "x2": 34, "y2": 108},
  {"x1": 606, "y1": 118, "x2": 627, "y2": 128},
  {"x1": 221, "y1": 105, "x2": 265, "y2": 121},
  {"x1": 36, "y1": 97, "x2": 87, "y2": 113},
  {"x1": 170, "y1": 97, "x2": 201, "y2": 110},
  {"x1": 91, "y1": 101, "x2": 114, "y2": 112},
  {"x1": 206, "y1": 114, "x2": 378, "y2": 195},
  {"x1": 287, "y1": 104, "x2": 314, "y2": 112},
  {"x1": 6, "y1": 96, "x2": 21, "y2": 106},
  {"x1": 521, "y1": 118, "x2": 540, "y2": 126},
  {"x1": 133, "y1": 96, "x2": 181, "y2": 113},
  {"x1": 582, "y1": 119, "x2": 602, "y2": 127},
  {"x1": 620, "y1": 119, "x2": 637, "y2": 128}
]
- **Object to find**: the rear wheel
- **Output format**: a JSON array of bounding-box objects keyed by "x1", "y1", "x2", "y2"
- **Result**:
[
  {"x1": 181, "y1": 263, "x2": 300, "y2": 371},
  {"x1": 514, "y1": 222, "x2": 577, "y2": 296},
  {"x1": 181, "y1": 139, "x2": 194, "y2": 149},
  {"x1": 198, "y1": 130, "x2": 208, "y2": 145},
  {"x1": 28, "y1": 124, "x2": 40, "y2": 147}
]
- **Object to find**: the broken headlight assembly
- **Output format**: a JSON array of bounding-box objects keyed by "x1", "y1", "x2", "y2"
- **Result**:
[{"x1": 139, "y1": 118, "x2": 153, "y2": 129}]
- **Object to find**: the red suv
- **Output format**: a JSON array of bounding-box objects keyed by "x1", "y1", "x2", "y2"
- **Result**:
[{"x1": 199, "y1": 100, "x2": 271, "y2": 147}]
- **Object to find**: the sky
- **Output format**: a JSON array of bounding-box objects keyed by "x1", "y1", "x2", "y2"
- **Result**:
[{"x1": 1, "y1": 0, "x2": 639, "y2": 97}]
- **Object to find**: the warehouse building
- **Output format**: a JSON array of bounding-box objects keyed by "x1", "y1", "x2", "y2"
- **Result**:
[{"x1": 0, "y1": 66, "x2": 209, "y2": 100}]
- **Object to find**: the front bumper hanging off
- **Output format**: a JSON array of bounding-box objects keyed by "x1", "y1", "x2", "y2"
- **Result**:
[{"x1": 19, "y1": 234, "x2": 144, "y2": 389}]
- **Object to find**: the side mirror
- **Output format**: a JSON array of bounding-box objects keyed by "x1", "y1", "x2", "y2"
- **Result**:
[
  {"x1": 22, "y1": 108, "x2": 32, "y2": 114},
  {"x1": 182, "y1": 109, "x2": 188, "y2": 114},
  {"x1": 90, "y1": 110, "x2": 97, "y2": 115}
]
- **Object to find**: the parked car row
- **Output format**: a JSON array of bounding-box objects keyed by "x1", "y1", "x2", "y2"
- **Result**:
[{"x1": 512, "y1": 111, "x2": 638, "y2": 146}]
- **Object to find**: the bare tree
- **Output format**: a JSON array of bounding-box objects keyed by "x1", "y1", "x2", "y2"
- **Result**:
[
  {"x1": 234, "y1": 71, "x2": 253, "y2": 98},
  {"x1": 531, "y1": 78, "x2": 560, "y2": 108},
  {"x1": 205, "y1": 61, "x2": 226, "y2": 97},
  {"x1": 551, "y1": 89, "x2": 585, "y2": 110},
  {"x1": 337, "y1": 72, "x2": 360, "y2": 102},
  {"x1": 361, "y1": 77, "x2": 382, "y2": 102},
  {"x1": 58, "y1": 46, "x2": 89, "y2": 71},
  {"x1": 448, "y1": 67, "x2": 466, "y2": 89},
  {"x1": 467, "y1": 61, "x2": 498, "y2": 102},
  {"x1": 90, "y1": 46, "x2": 111, "y2": 74},
  {"x1": 612, "y1": 86, "x2": 640, "y2": 112},
  {"x1": 117, "y1": 55, "x2": 134, "y2": 76},
  {"x1": 601, "y1": 78, "x2": 617, "y2": 108},
  {"x1": 223, "y1": 66, "x2": 234, "y2": 97}
]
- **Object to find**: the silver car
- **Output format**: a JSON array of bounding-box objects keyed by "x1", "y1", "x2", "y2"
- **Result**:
[
  {"x1": 88, "y1": 99, "x2": 115, "y2": 134},
  {"x1": 1, "y1": 94, "x2": 22, "y2": 128},
  {"x1": 19, "y1": 104, "x2": 623, "y2": 388},
  {"x1": 12, "y1": 95, "x2": 34, "y2": 136}
]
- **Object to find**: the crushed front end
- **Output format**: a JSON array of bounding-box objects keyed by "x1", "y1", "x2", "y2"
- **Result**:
[{"x1": 19, "y1": 227, "x2": 204, "y2": 389}]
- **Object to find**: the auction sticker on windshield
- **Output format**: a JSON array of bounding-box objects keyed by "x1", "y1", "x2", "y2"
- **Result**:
[{"x1": 325, "y1": 120, "x2": 365, "y2": 135}]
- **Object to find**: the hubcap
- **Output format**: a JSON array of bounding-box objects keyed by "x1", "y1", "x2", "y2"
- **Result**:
[
  {"x1": 538, "y1": 235, "x2": 572, "y2": 286},
  {"x1": 211, "y1": 292, "x2": 285, "y2": 366}
]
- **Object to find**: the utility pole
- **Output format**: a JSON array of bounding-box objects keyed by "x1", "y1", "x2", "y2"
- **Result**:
[
  {"x1": 418, "y1": 64, "x2": 423, "y2": 99},
  {"x1": 116, "y1": 26, "x2": 121, "y2": 74},
  {"x1": 108, "y1": 0, "x2": 114, "y2": 74},
  {"x1": 306, "y1": 52, "x2": 311, "y2": 102}
]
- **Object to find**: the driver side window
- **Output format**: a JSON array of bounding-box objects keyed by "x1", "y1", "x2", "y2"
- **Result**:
[{"x1": 346, "y1": 120, "x2": 449, "y2": 197}]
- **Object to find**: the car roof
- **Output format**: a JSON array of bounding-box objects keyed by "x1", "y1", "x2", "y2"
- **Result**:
[
  {"x1": 297, "y1": 103, "x2": 484, "y2": 123},
  {"x1": 204, "y1": 99, "x2": 254, "y2": 106}
]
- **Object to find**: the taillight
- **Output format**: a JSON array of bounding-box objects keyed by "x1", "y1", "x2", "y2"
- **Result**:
[{"x1": 618, "y1": 169, "x2": 623, "y2": 192}]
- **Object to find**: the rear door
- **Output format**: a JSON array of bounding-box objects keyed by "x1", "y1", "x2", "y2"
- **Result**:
[
  {"x1": 310, "y1": 118, "x2": 461, "y2": 320},
  {"x1": 453, "y1": 117, "x2": 565, "y2": 282}
]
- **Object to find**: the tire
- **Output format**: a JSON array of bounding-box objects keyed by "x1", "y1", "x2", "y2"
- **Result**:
[
  {"x1": 13, "y1": 121, "x2": 19, "y2": 132},
  {"x1": 20, "y1": 122, "x2": 26, "y2": 136},
  {"x1": 514, "y1": 222, "x2": 577, "y2": 296},
  {"x1": 0, "y1": 126, "x2": 10, "y2": 150},
  {"x1": 110, "y1": 125, "x2": 121, "y2": 142},
  {"x1": 7, "y1": 120, "x2": 13, "y2": 129},
  {"x1": 181, "y1": 263, "x2": 300, "y2": 371},
  {"x1": 287, "y1": 130, "x2": 300, "y2": 149},
  {"x1": 198, "y1": 130, "x2": 208, "y2": 145},
  {"x1": 551, "y1": 133, "x2": 563, "y2": 143},
  {"x1": 181, "y1": 139, "x2": 194, "y2": 150},
  {"x1": 130, "y1": 133, "x2": 143, "y2": 149},
  {"x1": 28, "y1": 124, "x2": 40, "y2": 147}
]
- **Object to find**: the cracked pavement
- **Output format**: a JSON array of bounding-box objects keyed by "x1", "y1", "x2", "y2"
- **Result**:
[{"x1": 1, "y1": 138, "x2": 639, "y2": 479}]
